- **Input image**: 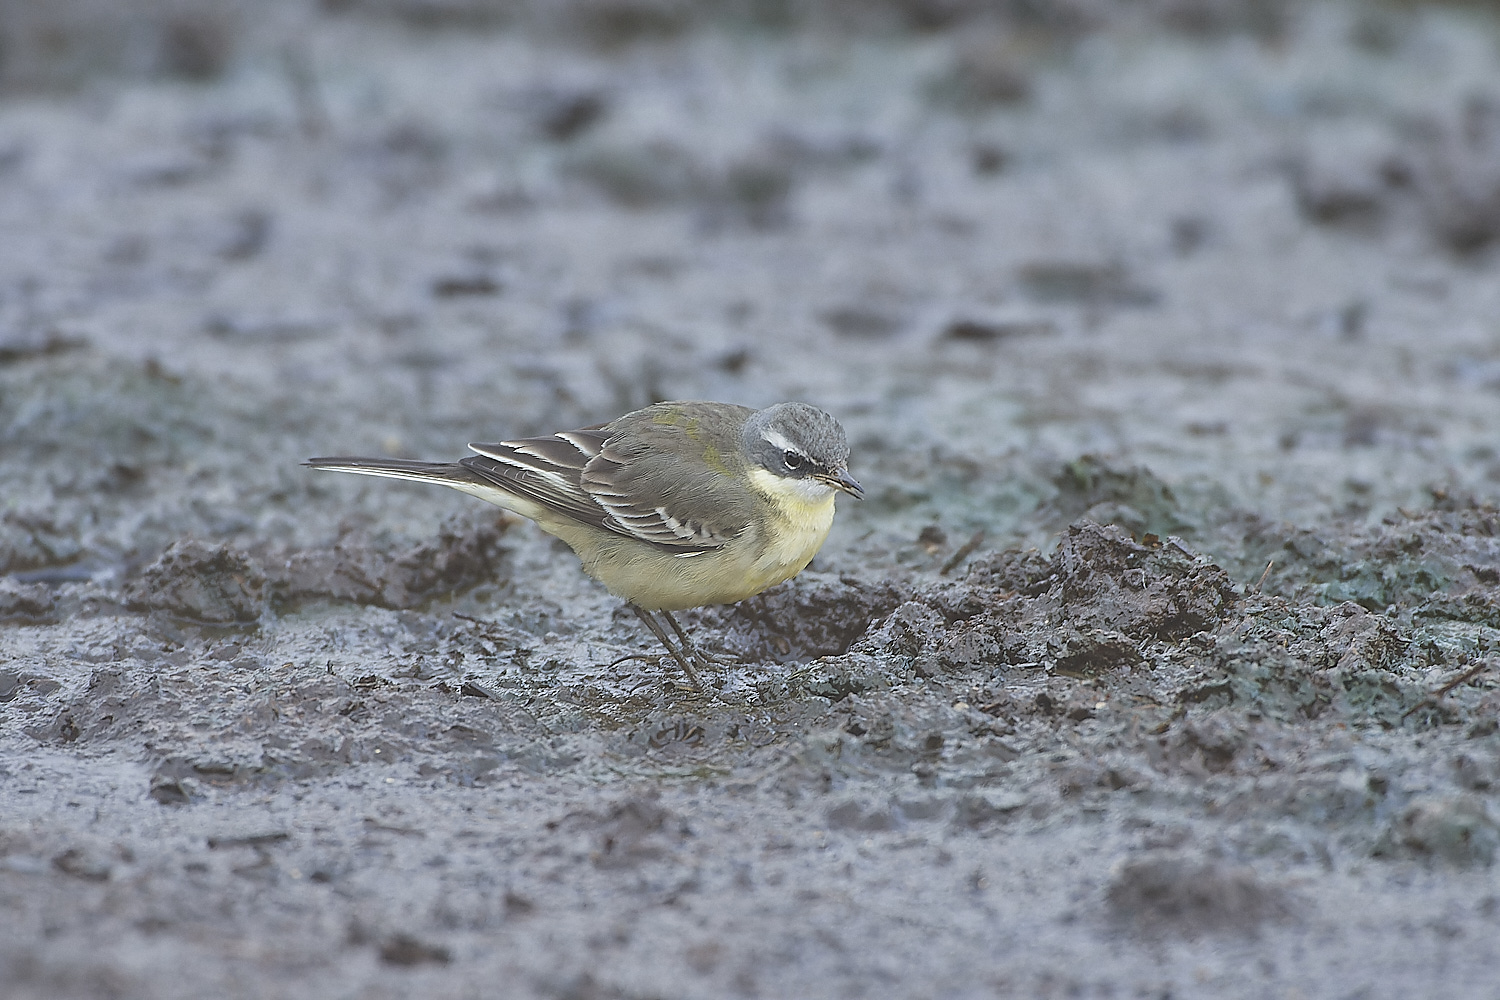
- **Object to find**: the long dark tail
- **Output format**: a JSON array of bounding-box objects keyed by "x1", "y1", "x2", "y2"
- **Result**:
[{"x1": 303, "y1": 456, "x2": 484, "y2": 489}]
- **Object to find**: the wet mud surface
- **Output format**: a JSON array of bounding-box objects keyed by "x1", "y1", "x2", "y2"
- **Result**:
[{"x1": 4, "y1": 2, "x2": 1500, "y2": 997}]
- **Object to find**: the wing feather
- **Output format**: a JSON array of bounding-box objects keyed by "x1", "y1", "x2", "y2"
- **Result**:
[
  {"x1": 314, "y1": 402, "x2": 762, "y2": 561},
  {"x1": 579, "y1": 429, "x2": 745, "y2": 552},
  {"x1": 317, "y1": 407, "x2": 754, "y2": 554},
  {"x1": 462, "y1": 420, "x2": 736, "y2": 552}
]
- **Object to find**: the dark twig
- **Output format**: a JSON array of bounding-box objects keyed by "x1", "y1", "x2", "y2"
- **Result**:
[
  {"x1": 1254, "y1": 559, "x2": 1274, "y2": 593},
  {"x1": 451, "y1": 611, "x2": 510, "y2": 644},
  {"x1": 1432, "y1": 660, "x2": 1492, "y2": 699},
  {"x1": 940, "y1": 529, "x2": 986, "y2": 576},
  {"x1": 1401, "y1": 659, "x2": 1494, "y2": 720},
  {"x1": 606, "y1": 653, "x2": 663, "y2": 669}
]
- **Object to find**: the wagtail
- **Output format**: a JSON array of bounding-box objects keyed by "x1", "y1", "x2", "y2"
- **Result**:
[{"x1": 306, "y1": 400, "x2": 862, "y2": 690}]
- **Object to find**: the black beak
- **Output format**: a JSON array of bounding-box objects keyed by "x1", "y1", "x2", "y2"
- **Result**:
[{"x1": 820, "y1": 469, "x2": 864, "y2": 499}]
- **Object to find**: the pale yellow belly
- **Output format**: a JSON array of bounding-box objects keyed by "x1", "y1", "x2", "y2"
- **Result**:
[{"x1": 535, "y1": 490, "x2": 836, "y2": 611}]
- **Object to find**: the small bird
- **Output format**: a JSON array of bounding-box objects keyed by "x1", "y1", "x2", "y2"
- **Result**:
[{"x1": 305, "y1": 400, "x2": 862, "y2": 690}]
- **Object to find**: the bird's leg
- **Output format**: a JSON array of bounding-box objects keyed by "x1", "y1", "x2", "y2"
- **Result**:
[
  {"x1": 659, "y1": 609, "x2": 724, "y2": 677},
  {"x1": 631, "y1": 606, "x2": 704, "y2": 692}
]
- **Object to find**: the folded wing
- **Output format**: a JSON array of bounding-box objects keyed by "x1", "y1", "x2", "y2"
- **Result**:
[{"x1": 467, "y1": 423, "x2": 743, "y2": 554}]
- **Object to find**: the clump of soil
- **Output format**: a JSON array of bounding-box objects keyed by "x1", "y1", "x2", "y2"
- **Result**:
[
  {"x1": 1106, "y1": 852, "x2": 1295, "y2": 936},
  {"x1": 0, "y1": 578, "x2": 56, "y2": 623},
  {"x1": 115, "y1": 511, "x2": 512, "y2": 622},
  {"x1": 125, "y1": 539, "x2": 266, "y2": 624},
  {"x1": 267, "y1": 511, "x2": 513, "y2": 611},
  {"x1": 1232, "y1": 498, "x2": 1500, "y2": 622},
  {"x1": 838, "y1": 520, "x2": 1237, "y2": 683}
]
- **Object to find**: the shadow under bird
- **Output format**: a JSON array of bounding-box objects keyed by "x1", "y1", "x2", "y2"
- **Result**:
[{"x1": 305, "y1": 400, "x2": 862, "y2": 690}]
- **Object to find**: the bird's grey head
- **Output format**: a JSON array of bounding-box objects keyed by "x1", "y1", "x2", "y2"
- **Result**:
[{"x1": 742, "y1": 402, "x2": 863, "y2": 498}]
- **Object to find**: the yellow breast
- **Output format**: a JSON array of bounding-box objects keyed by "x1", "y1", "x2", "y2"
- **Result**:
[
  {"x1": 536, "y1": 468, "x2": 841, "y2": 611},
  {"x1": 743, "y1": 467, "x2": 837, "y2": 590}
]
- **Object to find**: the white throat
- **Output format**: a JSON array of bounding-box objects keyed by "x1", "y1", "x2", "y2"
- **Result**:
[{"x1": 780, "y1": 475, "x2": 835, "y2": 503}]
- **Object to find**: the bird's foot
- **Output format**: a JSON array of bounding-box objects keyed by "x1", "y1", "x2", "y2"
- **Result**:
[{"x1": 629, "y1": 606, "x2": 707, "y2": 692}]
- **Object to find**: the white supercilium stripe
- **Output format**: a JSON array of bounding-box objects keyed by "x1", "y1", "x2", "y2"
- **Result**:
[{"x1": 759, "y1": 428, "x2": 800, "y2": 456}]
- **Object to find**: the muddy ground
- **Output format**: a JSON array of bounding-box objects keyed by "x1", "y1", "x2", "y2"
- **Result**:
[{"x1": 3, "y1": 1, "x2": 1500, "y2": 997}]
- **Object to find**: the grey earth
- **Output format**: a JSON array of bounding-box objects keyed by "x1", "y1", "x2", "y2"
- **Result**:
[{"x1": 3, "y1": 1, "x2": 1500, "y2": 997}]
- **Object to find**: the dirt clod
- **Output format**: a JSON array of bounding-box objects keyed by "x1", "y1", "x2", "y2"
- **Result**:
[
  {"x1": 1052, "y1": 522, "x2": 1237, "y2": 641},
  {"x1": 125, "y1": 539, "x2": 266, "y2": 624},
  {"x1": 717, "y1": 572, "x2": 910, "y2": 663},
  {"x1": 1385, "y1": 795, "x2": 1499, "y2": 868},
  {"x1": 1106, "y1": 853, "x2": 1292, "y2": 935},
  {"x1": 379, "y1": 934, "x2": 452, "y2": 966},
  {"x1": 269, "y1": 513, "x2": 510, "y2": 610},
  {"x1": 0, "y1": 578, "x2": 57, "y2": 622}
]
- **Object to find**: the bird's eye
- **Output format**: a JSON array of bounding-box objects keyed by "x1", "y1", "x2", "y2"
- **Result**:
[{"x1": 783, "y1": 450, "x2": 805, "y2": 470}]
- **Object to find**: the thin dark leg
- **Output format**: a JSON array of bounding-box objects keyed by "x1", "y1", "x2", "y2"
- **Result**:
[
  {"x1": 659, "y1": 610, "x2": 717, "y2": 678},
  {"x1": 631, "y1": 605, "x2": 704, "y2": 692}
]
